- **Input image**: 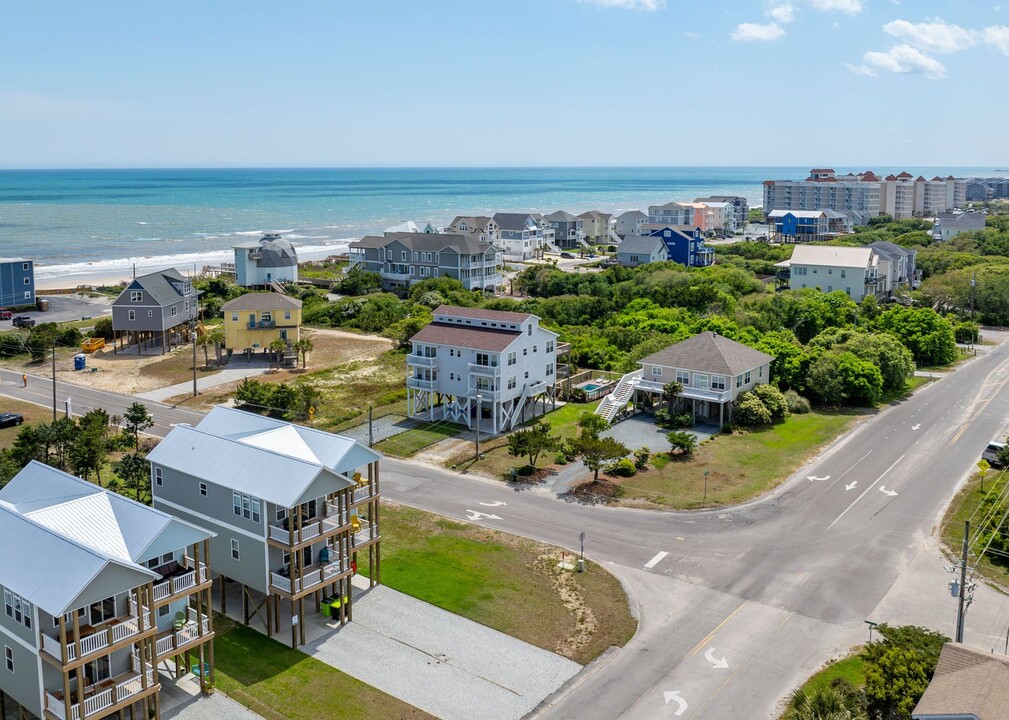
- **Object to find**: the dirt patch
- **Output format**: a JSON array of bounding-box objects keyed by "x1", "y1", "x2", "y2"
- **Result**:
[
  {"x1": 52, "y1": 345, "x2": 222, "y2": 395},
  {"x1": 536, "y1": 551, "x2": 598, "y2": 658},
  {"x1": 568, "y1": 479, "x2": 622, "y2": 505}
]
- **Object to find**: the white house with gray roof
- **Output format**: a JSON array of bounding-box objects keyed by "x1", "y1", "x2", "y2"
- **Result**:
[
  {"x1": 147, "y1": 407, "x2": 382, "y2": 649},
  {"x1": 406, "y1": 305, "x2": 559, "y2": 435},
  {"x1": 348, "y1": 232, "x2": 502, "y2": 292},
  {"x1": 616, "y1": 235, "x2": 668, "y2": 267},
  {"x1": 233, "y1": 233, "x2": 299, "y2": 287},
  {"x1": 932, "y1": 212, "x2": 987, "y2": 242},
  {"x1": 111, "y1": 268, "x2": 198, "y2": 354},
  {"x1": 614, "y1": 210, "x2": 647, "y2": 239},
  {"x1": 595, "y1": 332, "x2": 773, "y2": 426},
  {"x1": 0, "y1": 461, "x2": 215, "y2": 720}
]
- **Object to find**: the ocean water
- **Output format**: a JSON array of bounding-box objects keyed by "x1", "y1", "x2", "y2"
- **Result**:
[{"x1": 0, "y1": 166, "x2": 1002, "y2": 280}]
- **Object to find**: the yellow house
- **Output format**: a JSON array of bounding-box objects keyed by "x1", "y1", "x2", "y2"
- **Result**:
[{"x1": 221, "y1": 292, "x2": 302, "y2": 352}]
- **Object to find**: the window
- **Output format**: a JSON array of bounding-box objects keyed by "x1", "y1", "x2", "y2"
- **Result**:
[
  {"x1": 148, "y1": 310, "x2": 153, "y2": 318},
  {"x1": 508, "y1": 376, "x2": 516, "y2": 389},
  {"x1": 736, "y1": 374, "x2": 743, "y2": 388},
  {"x1": 523, "y1": 348, "x2": 528, "y2": 356},
  {"x1": 276, "y1": 507, "x2": 287, "y2": 522},
  {"x1": 24, "y1": 291, "x2": 30, "y2": 299},
  {"x1": 262, "y1": 311, "x2": 272, "y2": 323},
  {"x1": 401, "y1": 251, "x2": 407, "y2": 261},
  {"x1": 158, "y1": 605, "x2": 170, "y2": 618},
  {"x1": 532, "y1": 345, "x2": 537, "y2": 353},
  {"x1": 5, "y1": 646, "x2": 12, "y2": 673},
  {"x1": 841, "y1": 269, "x2": 846, "y2": 279},
  {"x1": 695, "y1": 373, "x2": 709, "y2": 390},
  {"x1": 128, "y1": 310, "x2": 136, "y2": 321},
  {"x1": 524, "y1": 371, "x2": 529, "y2": 379},
  {"x1": 527, "y1": 325, "x2": 532, "y2": 336},
  {"x1": 199, "y1": 482, "x2": 207, "y2": 496},
  {"x1": 759, "y1": 366, "x2": 763, "y2": 379},
  {"x1": 232, "y1": 313, "x2": 239, "y2": 321},
  {"x1": 711, "y1": 375, "x2": 726, "y2": 391},
  {"x1": 22, "y1": 262, "x2": 29, "y2": 271},
  {"x1": 130, "y1": 291, "x2": 143, "y2": 302},
  {"x1": 185, "y1": 300, "x2": 189, "y2": 312},
  {"x1": 23, "y1": 277, "x2": 29, "y2": 285},
  {"x1": 546, "y1": 363, "x2": 554, "y2": 376},
  {"x1": 284, "y1": 311, "x2": 291, "y2": 320},
  {"x1": 744, "y1": 370, "x2": 752, "y2": 384},
  {"x1": 651, "y1": 366, "x2": 662, "y2": 377},
  {"x1": 171, "y1": 306, "x2": 178, "y2": 317},
  {"x1": 233, "y1": 491, "x2": 241, "y2": 516},
  {"x1": 154, "y1": 467, "x2": 162, "y2": 486},
  {"x1": 546, "y1": 341, "x2": 554, "y2": 353},
  {"x1": 675, "y1": 370, "x2": 690, "y2": 385},
  {"x1": 4, "y1": 590, "x2": 31, "y2": 630},
  {"x1": 507, "y1": 352, "x2": 516, "y2": 366},
  {"x1": 231, "y1": 539, "x2": 240, "y2": 560},
  {"x1": 233, "y1": 492, "x2": 261, "y2": 522}
]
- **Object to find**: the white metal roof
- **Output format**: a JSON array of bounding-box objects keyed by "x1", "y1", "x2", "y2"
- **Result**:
[{"x1": 788, "y1": 244, "x2": 873, "y2": 268}]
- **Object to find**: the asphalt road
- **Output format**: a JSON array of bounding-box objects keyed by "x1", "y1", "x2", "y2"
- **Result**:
[{"x1": 3, "y1": 342, "x2": 1009, "y2": 719}]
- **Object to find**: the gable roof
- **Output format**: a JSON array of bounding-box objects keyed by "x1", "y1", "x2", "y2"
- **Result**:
[
  {"x1": 410, "y1": 323, "x2": 522, "y2": 352},
  {"x1": 492, "y1": 213, "x2": 537, "y2": 232},
  {"x1": 640, "y1": 332, "x2": 773, "y2": 376},
  {"x1": 433, "y1": 305, "x2": 532, "y2": 324},
  {"x1": 221, "y1": 292, "x2": 303, "y2": 312},
  {"x1": 350, "y1": 232, "x2": 495, "y2": 255},
  {"x1": 616, "y1": 210, "x2": 647, "y2": 220},
  {"x1": 936, "y1": 212, "x2": 986, "y2": 230},
  {"x1": 618, "y1": 235, "x2": 667, "y2": 256},
  {"x1": 448, "y1": 216, "x2": 493, "y2": 230},
  {"x1": 148, "y1": 407, "x2": 380, "y2": 506},
  {"x1": 767, "y1": 210, "x2": 827, "y2": 219},
  {"x1": 117, "y1": 268, "x2": 189, "y2": 307},
  {"x1": 787, "y1": 244, "x2": 874, "y2": 269},
  {"x1": 544, "y1": 210, "x2": 578, "y2": 222},
  {"x1": 912, "y1": 643, "x2": 1009, "y2": 720},
  {"x1": 643, "y1": 225, "x2": 697, "y2": 241},
  {"x1": 869, "y1": 240, "x2": 914, "y2": 260}
]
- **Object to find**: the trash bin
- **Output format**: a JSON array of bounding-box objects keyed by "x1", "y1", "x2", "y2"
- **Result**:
[{"x1": 73, "y1": 353, "x2": 86, "y2": 371}]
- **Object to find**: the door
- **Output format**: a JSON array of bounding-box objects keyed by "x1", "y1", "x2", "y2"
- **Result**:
[{"x1": 280, "y1": 330, "x2": 287, "y2": 340}]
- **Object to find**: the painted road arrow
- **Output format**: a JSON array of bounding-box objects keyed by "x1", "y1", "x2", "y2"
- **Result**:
[
  {"x1": 705, "y1": 647, "x2": 729, "y2": 669},
  {"x1": 479, "y1": 501, "x2": 507, "y2": 507},
  {"x1": 879, "y1": 486, "x2": 898, "y2": 497},
  {"x1": 465, "y1": 510, "x2": 502, "y2": 521},
  {"x1": 845, "y1": 481, "x2": 858, "y2": 491},
  {"x1": 663, "y1": 691, "x2": 688, "y2": 715},
  {"x1": 807, "y1": 475, "x2": 830, "y2": 482},
  {"x1": 912, "y1": 424, "x2": 921, "y2": 431}
]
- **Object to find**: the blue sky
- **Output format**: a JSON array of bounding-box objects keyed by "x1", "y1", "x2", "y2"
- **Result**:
[{"x1": 1, "y1": 0, "x2": 1006, "y2": 168}]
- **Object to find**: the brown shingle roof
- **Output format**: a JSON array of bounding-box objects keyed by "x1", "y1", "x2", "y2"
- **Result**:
[
  {"x1": 913, "y1": 643, "x2": 1009, "y2": 719},
  {"x1": 640, "y1": 332, "x2": 773, "y2": 377},
  {"x1": 410, "y1": 322, "x2": 521, "y2": 351},
  {"x1": 432, "y1": 305, "x2": 532, "y2": 324},
  {"x1": 221, "y1": 292, "x2": 302, "y2": 312}
]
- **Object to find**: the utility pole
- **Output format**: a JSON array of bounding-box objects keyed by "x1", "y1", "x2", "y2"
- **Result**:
[
  {"x1": 474, "y1": 394, "x2": 483, "y2": 461},
  {"x1": 191, "y1": 317, "x2": 198, "y2": 397},
  {"x1": 971, "y1": 272, "x2": 976, "y2": 318},
  {"x1": 368, "y1": 404, "x2": 374, "y2": 448},
  {"x1": 956, "y1": 519, "x2": 970, "y2": 643},
  {"x1": 51, "y1": 339, "x2": 57, "y2": 421}
]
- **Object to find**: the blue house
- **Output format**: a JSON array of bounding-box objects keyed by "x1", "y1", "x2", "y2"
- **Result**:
[
  {"x1": 645, "y1": 226, "x2": 713, "y2": 267},
  {"x1": 0, "y1": 258, "x2": 35, "y2": 307},
  {"x1": 767, "y1": 210, "x2": 829, "y2": 243}
]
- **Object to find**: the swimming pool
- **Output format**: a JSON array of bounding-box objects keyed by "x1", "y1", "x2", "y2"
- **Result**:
[{"x1": 580, "y1": 383, "x2": 603, "y2": 392}]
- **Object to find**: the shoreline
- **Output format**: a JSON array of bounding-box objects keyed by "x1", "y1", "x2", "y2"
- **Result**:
[{"x1": 34, "y1": 243, "x2": 352, "y2": 291}]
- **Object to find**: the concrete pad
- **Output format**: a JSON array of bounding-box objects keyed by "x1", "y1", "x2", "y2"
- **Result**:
[
  {"x1": 162, "y1": 691, "x2": 265, "y2": 720},
  {"x1": 304, "y1": 582, "x2": 581, "y2": 720},
  {"x1": 602, "y1": 415, "x2": 717, "y2": 453}
]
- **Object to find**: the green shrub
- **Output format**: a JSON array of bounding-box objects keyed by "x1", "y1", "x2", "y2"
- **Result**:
[
  {"x1": 515, "y1": 464, "x2": 536, "y2": 476},
  {"x1": 734, "y1": 392, "x2": 772, "y2": 426},
  {"x1": 611, "y1": 458, "x2": 637, "y2": 477},
  {"x1": 92, "y1": 317, "x2": 114, "y2": 341},
  {"x1": 752, "y1": 384, "x2": 787, "y2": 421},
  {"x1": 666, "y1": 430, "x2": 698, "y2": 456},
  {"x1": 553, "y1": 453, "x2": 568, "y2": 465},
  {"x1": 655, "y1": 408, "x2": 693, "y2": 429},
  {"x1": 784, "y1": 389, "x2": 811, "y2": 414},
  {"x1": 633, "y1": 447, "x2": 650, "y2": 470}
]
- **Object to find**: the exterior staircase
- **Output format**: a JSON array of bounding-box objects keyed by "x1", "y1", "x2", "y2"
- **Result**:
[
  {"x1": 594, "y1": 369, "x2": 642, "y2": 423},
  {"x1": 269, "y1": 280, "x2": 288, "y2": 295},
  {"x1": 607, "y1": 228, "x2": 623, "y2": 245}
]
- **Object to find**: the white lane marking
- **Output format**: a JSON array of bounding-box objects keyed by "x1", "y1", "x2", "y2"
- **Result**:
[
  {"x1": 465, "y1": 509, "x2": 501, "y2": 521},
  {"x1": 663, "y1": 691, "x2": 688, "y2": 715},
  {"x1": 479, "y1": 501, "x2": 507, "y2": 507},
  {"x1": 827, "y1": 454, "x2": 905, "y2": 530},
  {"x1": 912, "y1": 424, "x2": 921, "y2": 430},
  {"x1": 644, "y1": 551, "x2": 669, "y2": 569},
  {"x1": 807, "y1": 475, "x2": 830, "y2": 482},
  {"x1": 705, "y1": 647, "x2": 729, "y2": 669},
  {"x1": 880, "y1": 486, "x2": 898, "y2": 497},
  {"x1": 845, "y1": 481, "x2": 858, "y2": 491}
]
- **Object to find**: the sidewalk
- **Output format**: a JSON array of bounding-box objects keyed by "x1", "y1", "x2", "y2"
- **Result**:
[{"x1": 137, "y1": 358, "x2": 272, "y2": 402}]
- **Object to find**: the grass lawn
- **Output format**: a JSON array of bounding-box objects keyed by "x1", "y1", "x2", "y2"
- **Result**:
[
  {"x1": 374, "y1": 421, "x2": 464, "y2": 457},
  {"x1": 798, "y1": 653, "x2": 866, "y2": 695},
  {"x1": 940, "y1": 467, "x2": 1009, "y2": 588},
  {"x1": 621, "y1": 409, "x2": 864, "y2": 509},
  {"x1": 0, "y1": 398, "x2": 53, "y2": 450},
  {"x1": 366, "y1": 504, "x2": 637, "y2": 665},
  {"x1": 212, "y1": 619, "x2": 431, "y2": 720}
]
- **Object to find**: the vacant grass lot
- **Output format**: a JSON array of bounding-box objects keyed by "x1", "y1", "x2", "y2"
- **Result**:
[
  {"x1": 798, "y1": 653, "x2": 866, "y2": 695},
  {"x1": 622, "y1": 409, "x2": 863, "y2": 509},
  {"x1": 213, "y1": 620, "x2": 431, "y2": 720},
  {"x1": 374, "y1": 421, "x2": 463, "y2": 457},
  {"x1": 940, "y1": 467, "x2": 1009, "y2": 588},
  {"x1": 367, "y1": 504, "x2": 637, "y2": 665},
  {"x1": 0, "y1": 398, "x2": 52, "y2": 450}
]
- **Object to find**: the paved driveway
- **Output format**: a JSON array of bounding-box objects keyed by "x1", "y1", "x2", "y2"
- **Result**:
[
  {"x1": 304, "y1": 579, "x2": 581, "y2": 720},
  {"x1": 602, "y1": 415, "x2": 718, "y2": 452}
]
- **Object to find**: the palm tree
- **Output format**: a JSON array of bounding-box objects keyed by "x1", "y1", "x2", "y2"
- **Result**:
[
  {"x1": 268, "y1": 339, "x2": 287, "y2": 370},
  {"x1": 197, "y1": 333, "x2": 211, "y2": 367},
  {"x1": 207, "y1": 329, "x2": 225, "y2": 365},
  {"x1": 784, "y1": 683, "x2": 867, "y2": 720},
  {"x1": 294, "y1": 337, "x2": 314, "y2": 369},
  {"x1": 662, "y1": 381, "x2": 683, "y2": 415}
]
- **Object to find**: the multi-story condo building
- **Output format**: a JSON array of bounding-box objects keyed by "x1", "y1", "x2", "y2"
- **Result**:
[
  {"x1": 348, "y1": 232, "x2": 502, "y2": 292},
  {"x1": 763, "y1": 169, "x2": 882, "y2": 225},
  {"x1": 774, "y1": 245, "x2": 883, "y2": 301},
  {"x1": 492, "y1": 213, "x2": 547, "y2": 261},
  {"x1": 406, "y1": 305, "x2": 559, "y2": 435},
  {"x1": 692, "y1": 201, "x2": 734, "y2": 234},
  {"x1": 613, "y1": 210, "x2": 647, "y2": 239},
  {"x1": 111, "y1": 268, "x2": 198, "y2": 355},
  {"x1": 647, "y1": 202, "x2": 695, "y2": 227},
  {"x1": 147, "y1": 406, "x2": 382, "y2": 649},
  {"x1": 694, "y1": 196, "x2": 750, "y2": 230},
  {"x1": 0, "y1": 461, "x2": 215, "y2": 720},
  {"x1": 232, "y1": 234, "x2": 298, "y2": 288},
  {"x1": 0, "y1": 258, "x2": 35, "y2": 308},
  {"x1": 965, "y1": 177, "x2": 1009, "y2": 202},
  {"x1": 543, "y1": 211, "x2": 586, "y2": 249}
]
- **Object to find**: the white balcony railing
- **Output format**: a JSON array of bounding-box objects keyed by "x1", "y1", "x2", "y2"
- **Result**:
[
  {"x1": 41, "y1": 609, "x2": 147, "y2": 664},
  {"x1": 468, "y1": 363, "x2": 501, "y2": 378},
  {"x1": 636, "y1": 379, "x2": 732, "y2": 402},
  {"x1": 406, "y1": 354, "x2": 437, "y2": 368},
  {"x1": 155, "y1": 615, "x2": 211, "y2": 657},
  {"x1": 268, "y1": 506, "x2": 346, "y2": 545},
  {"x1": 353, "y1": 523, "x2": 379, "y2": 546},
  {"x1": 45, "y1": 664, "x2": 155, "y2": 720},
  {"x1": 151, "y1": 558, "x2": 207, "y2": 603},
  {"x1": 408, "y1": 377, "x2": 438, "y2": 391},
  {"x1": 351, "y1": 485, "x2": 374, "y2": 504},
  {"x1": 270, "y1": 562, "x2": 344, "y2": 595}
]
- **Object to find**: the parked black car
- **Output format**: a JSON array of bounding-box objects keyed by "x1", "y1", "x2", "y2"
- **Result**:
[
  {"x1": 12, "y1": 316, "x2": 35, "y2": 328},
  {"x1": 560, "y1": 252, "x2": 575, "y2": 259},
  {"x1": 0, "y1": 413, "x2": 25, "y2": 428}
]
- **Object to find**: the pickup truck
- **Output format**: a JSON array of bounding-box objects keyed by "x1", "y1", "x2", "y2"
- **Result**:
[
  {"x1": 0, "y1": 308, "x2": 11, "y2": 320},
  {"x1": 12, "y1": 316, "x2": 35, "y2": 328}
]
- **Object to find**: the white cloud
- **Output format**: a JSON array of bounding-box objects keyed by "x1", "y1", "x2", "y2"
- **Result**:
[
  {"x1": 768, "y1": 4, "x2": 796, "y2": 22},
  {"x1": 983, "y1": 24, "x2": 1009, "y2": 54},
  {"x1": 862, "y1": 44, "x2": 946, "y2": 79},
  {"x1": 807, "y1": 0, "x2": 863, "y2": 13},
  {"x1": 683, "y1": 30, "x2": 700, "y2": 38},
  {"x1": 882, "y1": 18, "x2": 979, "y2": 53},
  {"x1": 577, "y1": 0, "x2": 665, "y2": 9},
  {"x1": 845, "y1": 62, "x2": 877, "y2": 76},
  {"x1": 730, "y1": 22, "x2": 786, "y2": 41}
]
